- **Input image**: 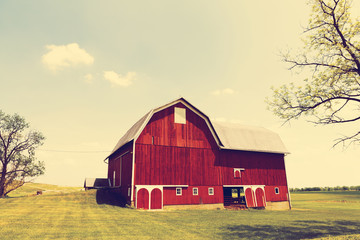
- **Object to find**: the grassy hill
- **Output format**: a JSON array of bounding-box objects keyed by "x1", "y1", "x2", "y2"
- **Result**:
[
  {"x1": 7, "y1": 182, "x2": 82, "y2": 197},
  {"x1": 0, "y1": 184, "x2": 359, "y2": 239}
]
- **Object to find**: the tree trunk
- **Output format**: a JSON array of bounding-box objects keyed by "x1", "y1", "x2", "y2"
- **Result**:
[
  {"x1": 0, "y1": 166, "x2": 7, "y2": 198},
  {"x1": 0, "y1": 180, "x2": 6, "y2": 198}
]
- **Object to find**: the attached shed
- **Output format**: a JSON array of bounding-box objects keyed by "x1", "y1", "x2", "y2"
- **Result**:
[
  {"x1": 84, "y1": 178, "x2": 111, "y2": 190},
  {"x1": 105, "y1": 98, "x2": 290, "y2": 210}
]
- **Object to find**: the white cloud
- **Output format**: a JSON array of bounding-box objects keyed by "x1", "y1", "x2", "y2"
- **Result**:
[
  {"x1": 84, "y1": 74, "x2": 94, "y2": 84},
  {"x1": 211, "y1": 88, "x2": 235, "y2": 96},
  {"x1": 103, "y1": 71, "x2": 136, "y2": 87},
  {"x1": 42, "y1": 43, "x2": 94, "y2": 71}
]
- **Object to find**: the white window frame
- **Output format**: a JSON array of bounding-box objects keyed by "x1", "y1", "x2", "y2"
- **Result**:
[
  {"x1": 208, "y1": 187, "x2": 214, "y2": 195},
  {"x1": 176, "y1": 187, "x2": 182, "y2": 196},
  {"x1": 112, "y1": 171, "x2": 116, "y2": 187},
  {"x1": 174, "y1": 107, "x2": 186, "y2": 124},
  {"x1": 275, "y1": 187, "x2": 279, "y2": 194},
  {"x1": 193, "y1": 187, "x2": 198, "y2": 196},
  {"x1": 234, "y1": 168, "x2": 245, "y2": 178}
]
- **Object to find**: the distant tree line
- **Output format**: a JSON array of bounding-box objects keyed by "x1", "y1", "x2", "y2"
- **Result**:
[{"x1": 290, "y1": 186, "x2": 360, "y2": 192}]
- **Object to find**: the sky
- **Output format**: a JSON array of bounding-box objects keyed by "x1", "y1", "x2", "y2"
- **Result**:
[{"x1": 1, "y1": 0, "x2": 359, "y2": 188}]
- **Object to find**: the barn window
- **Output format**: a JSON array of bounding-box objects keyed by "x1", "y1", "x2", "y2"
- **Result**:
[
  {"x1": 193, "y1": 187, "x2": 198, "y2": 196},
  {"x1": 275, "y1": 187, "x2": 279, "y2": 194},
  {"x1": 208, "y1": 188, "x2": 214, "y2": 195},
  {"x1": 234, "y1": 168, "x2": 244, "y2": 178},
  {"x1": 174, "y1": 107, "x2": 186, "y2": 124},
  {"x1": 176, "y1": 187, "x2": 182, "y2": 196}
]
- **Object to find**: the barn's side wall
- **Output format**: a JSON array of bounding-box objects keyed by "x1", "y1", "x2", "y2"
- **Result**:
[
  {"x1": 219, "y1": 150, "x2": 289, "y2": 202},
  {"x1": 163, "y1": 186, "x2": 223, "y2": 205},
  {"x1": 108, "y1": 141, "x2": 133, "y2": 204}
]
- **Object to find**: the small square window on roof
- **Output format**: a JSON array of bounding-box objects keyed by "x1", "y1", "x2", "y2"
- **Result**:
[{"x1": 174, "y1": 107, "x2": 186, "y2": 124}]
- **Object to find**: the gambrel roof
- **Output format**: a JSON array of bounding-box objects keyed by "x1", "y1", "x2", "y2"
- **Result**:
[
  {"x1": 109, "y1": 110, "x2": 152, "y2": 156},
  {"x1": 212, "y1": 121, "x2": 288, "y2": 154},
  {"x1": 108, "y1": 98, "x2": 288, "y2": 158}
]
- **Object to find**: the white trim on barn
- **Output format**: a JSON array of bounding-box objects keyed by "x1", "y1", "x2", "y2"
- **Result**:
[
  {"x1": 283, "y1": 156, "x2": 292, "y2": 209},
  {"x1": 162, "y1": 185, "x2": 189, "y2": 188},
  {"x1": 233, "y1": 168, "x2": 245, "y2": 178},
  {"x1": 176, "y1": 188, "x2": 182, "y2": 196},
  {"x1": 135, "y1": 185, "x2": 164, "y2": 210},
  {"x1": 131, "y1": 142, "x2": 136, "y2": 203},
  {"x1": 223, "y1": 185, "x2": 265, "y2": 188}
]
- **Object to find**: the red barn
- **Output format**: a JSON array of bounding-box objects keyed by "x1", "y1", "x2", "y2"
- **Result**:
[{"x1": 106, "y1": 98, "x2": 290, "y2": 210}]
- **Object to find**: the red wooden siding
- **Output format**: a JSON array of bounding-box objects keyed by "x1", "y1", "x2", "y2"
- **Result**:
[
  {"x1": 107, "y1": 157, "x2": 114, "y2": 186},
  {"x1": 115, "y1": 159, "x2": 121, "y2": 186},
  {"x1": 136, "y1": 103, "x2": 218, "y2": 149},
  {"x1": 135, "y1": 144, "x2": 221, "y2": 186},
  {"x1": 108, "y1": 141, "x2": 133, "y2": 203},
  {"x1": 120, "y1": 151, "x2": 132, "y2": 201},
  {"x1": 265, "y1": 186, "x2": 288, "y2": 202},
  {"x1": 220, "y1": 150, "x2": 287, "y2": 186},
  {"x1": 135, "y1": 104, "x2": 220, "y2": 187},
  {"x1": 163, "y1": 186, "x2": 223, "y2": 205}
]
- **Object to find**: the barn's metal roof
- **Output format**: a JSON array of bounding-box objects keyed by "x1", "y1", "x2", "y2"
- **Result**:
[
  {"x1": 84, "y1": 178, "x2": 111, "y2": 189},
  {"x1": 212, "y1": 121, "x2": 289, "y2": 154},
  {"x1": 109, "y1": 110, "x2": 152, "y2": 156},
  {"x1": 107, "y1": 98, "x2": 288, "y2": 158}
]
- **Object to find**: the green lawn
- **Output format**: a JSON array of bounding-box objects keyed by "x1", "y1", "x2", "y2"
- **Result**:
[{"x1": 0, "y1": 184, "x2": 359, "y2": 240}]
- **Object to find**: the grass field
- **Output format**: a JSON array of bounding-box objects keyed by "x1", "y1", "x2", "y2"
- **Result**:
[{"x1": 0, "y1": 184, "x2": 359, "y2": 240}]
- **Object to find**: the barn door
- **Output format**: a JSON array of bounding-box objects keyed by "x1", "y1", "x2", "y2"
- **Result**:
[
  {"x1": 255, "y1": 188, "x2": 266, "y2": 207},
  {"x1": 245, "y1": 188, "x2": 256, "y2": 208},
  {"x1": 137, "y1": 188, "x2": 149, "y2": 209},
  {"x1": 150, "y1": 188, "x2": 162, "y2": 209},
  {"x1": 223, "y1": 187, "x2": 246, "y2": 206}
]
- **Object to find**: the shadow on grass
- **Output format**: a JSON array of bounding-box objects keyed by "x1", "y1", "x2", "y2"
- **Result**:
[
  {"x1": 95, "y1": 189, "x2": 127, "y2": 207},
  {"x1": 220, "y1": 220, "x2": 360, "y2": 239}
]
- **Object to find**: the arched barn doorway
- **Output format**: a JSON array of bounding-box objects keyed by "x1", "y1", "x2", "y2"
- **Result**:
[
  {"x1": 245, "y1": 188, "x2": 255, "y2": 208},
  {"x1": 150, "y1": 188, "x2": 162, "y2": 209},
  {"x1": 255, "y1": 188, "x2": 266, "y2": 207},
  {"x1": 137, "y1": 188, "x2": 149, "y2": 209}
]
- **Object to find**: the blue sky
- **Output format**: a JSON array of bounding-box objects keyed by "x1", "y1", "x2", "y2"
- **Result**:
[{"x1": 1, "y1": 0, "x2": 359, "y2": 187}]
